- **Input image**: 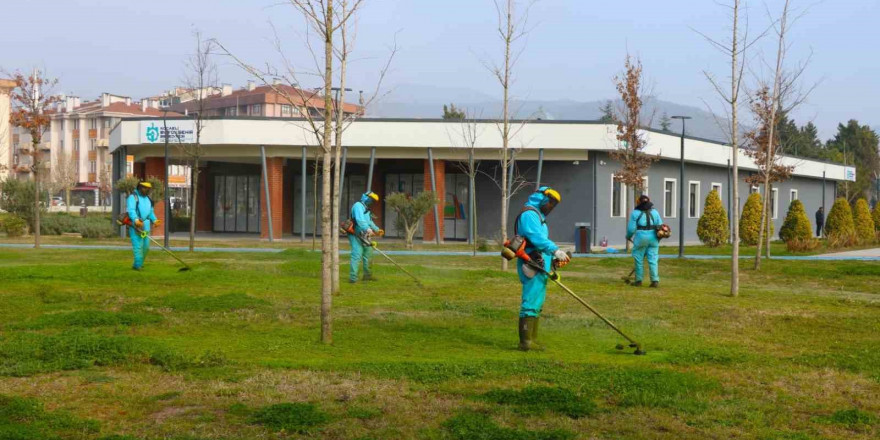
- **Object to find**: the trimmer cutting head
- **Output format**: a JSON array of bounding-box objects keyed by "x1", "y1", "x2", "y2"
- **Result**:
[{"x1": 616, "y1": 343, "x2": 646, "y2": 355}]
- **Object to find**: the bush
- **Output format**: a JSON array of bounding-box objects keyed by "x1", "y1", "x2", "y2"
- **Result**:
[
  {"x1": 872, "y1": 202, "x2": 880, "y2": 233},
  {"x1": 785, "y1": 237, "x2": 820, "y2": 253},
  {"x1": 40, "y1": 213, "x2": 81, "y2": 235},
  {"x1": 824, "y1": 197, "x2": 855, "y2": 244},
  {"x1": 0, "y1": 178, "x2": 47, "y2": 231},
  {"x1": 852, "y1": 198, "x2": 875, "y2": 243},
  {"x1": 81, "y1": 221, "x2": 117, "y2": 239},
  {"x1": 779, "y1": 199, "x2": 812, "y2": 243},
  {"x1": 172, "y1": 215, "x2": 191, "y2": 233},
  {"x1": 697, "y1": 190, "x2": 729, "y2": 247},
  {"x1": 114, "y1": 176, "x2": 140, "y2": 195},
  {"x1": 385, "y1": 191, "x2": 438, "y2": 249},
  {"x1": 3, "y1": 215, "x2": 28, "y2": 237},
  {"x1": 739, "y1": 193, "x2": 773, "y2": 246}
]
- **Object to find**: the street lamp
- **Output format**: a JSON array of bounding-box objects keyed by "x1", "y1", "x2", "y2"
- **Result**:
[{"x1": 671, "y1": 115, "x2": 691, "y2": 258}]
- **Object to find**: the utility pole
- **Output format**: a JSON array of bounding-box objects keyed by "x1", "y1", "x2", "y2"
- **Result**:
[{"x1": 671, "y1": 116, "x2": 691, "y2": 258}]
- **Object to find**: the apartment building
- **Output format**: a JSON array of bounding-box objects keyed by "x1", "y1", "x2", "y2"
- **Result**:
[
  {"x1": 170, "y1": 80, "x2": 362, "y2": 118},
  {"x1": 0, "y1": 79, "x2": 14, "y2": 180}
]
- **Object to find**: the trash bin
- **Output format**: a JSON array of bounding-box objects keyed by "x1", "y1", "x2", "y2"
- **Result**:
[
  {"x1": 575, "y1": 222, "x2": 591, "y2": 254},
  {"x1": 80, "y1": 207, "x2": 88, "y2": 217}
]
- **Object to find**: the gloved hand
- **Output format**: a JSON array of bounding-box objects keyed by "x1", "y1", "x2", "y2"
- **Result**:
[
  {"x1": 134, "y1": 219, "x2": 144, "y2": 229},
  {"x1": 153, "y1": 219, "x2": 162, "y2": 227},
  {"x1": 366, "y1": 228, "x2": 375, "y2": 237},
  {"x1": 554, "y1": 249, "x2": 571, "y2": 268},
  {"x1": 377, "y1": 229, "x2": 385, "y2": 237}
]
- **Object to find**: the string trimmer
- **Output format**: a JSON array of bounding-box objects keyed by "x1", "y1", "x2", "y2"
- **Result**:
[
  {"x1": 117, "y1": 214, "x2": 192, "y2": 272},
  {"x1": 502, "y1": 237, "x2": 645, "y2": 355},
  {"x1": 345, "y1": 228, "x2": 423, "y2": 287}
]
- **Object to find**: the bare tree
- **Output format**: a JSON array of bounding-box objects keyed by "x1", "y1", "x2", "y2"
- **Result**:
[
  {"x1": 52, "y1": 150, "x2": 78, "y2": 211},
  {"x1": 178, "y1": 31, "x2": 218, "y2": 252},
  {"x1": 486, "y1": 0, "x2": 535, "y2": 270},
  {"x1": 610, "y1": 55, "x2": 657, "y2": 250},
  {"x1": 8, "y1": 69, "x2": 58, "y2": 249},
  {"x1": 751, "y1": 0, "x2": 814, "y2": 269},
  {"x1": 447, "y1": 109, "x2": 485, "y2": 255},
  {"x1": 698, "y1": 0, "x2": 760, "y2": 297}
]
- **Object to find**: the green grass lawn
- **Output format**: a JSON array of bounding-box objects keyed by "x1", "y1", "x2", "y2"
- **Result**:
[{"x1": 0, "y1": 248, "x2": 878, "y2": 439}]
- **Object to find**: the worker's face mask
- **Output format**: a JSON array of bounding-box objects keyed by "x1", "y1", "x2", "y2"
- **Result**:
[
  {"x1": 139, "y1": 186, "x2": 151, "y2": 197},
  {"x1": 540, "y1": 198, "x2": 558, "y2": 216}
]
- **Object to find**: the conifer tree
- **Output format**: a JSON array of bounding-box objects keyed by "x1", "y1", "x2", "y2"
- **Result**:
[
  {"x1": 779, "y1": 199, "x2": 811, "y2": 242},
  {"x1": 697, "y1": 189, "x2": 729, "y2": 247},
  {"x1": 853, "y1": 198, "x2": 875, "y2": 243}
]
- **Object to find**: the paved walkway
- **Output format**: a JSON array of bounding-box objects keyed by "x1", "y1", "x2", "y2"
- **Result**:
[
  {"x1": 2, "y1": 243, "x2": 880, "y2": 261},
  {"x1": 815, "y1": 248, "x2": 880, "y2": 258}
]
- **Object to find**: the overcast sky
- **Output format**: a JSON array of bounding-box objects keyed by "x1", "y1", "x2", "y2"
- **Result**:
[{"x1": 4, "y1": 0, "x2": 877, "y2": 139}]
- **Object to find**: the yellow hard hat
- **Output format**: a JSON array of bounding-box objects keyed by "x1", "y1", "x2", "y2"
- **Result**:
[
  {"x1": 543, "y1": 187, "x2": 561, "y2": 203},
  {"x1": 139, "y1": 181, "x2": 153, "y2": 189},
  {"x1": 367, "y1": 192, "x2": 379, "y2": 202}
]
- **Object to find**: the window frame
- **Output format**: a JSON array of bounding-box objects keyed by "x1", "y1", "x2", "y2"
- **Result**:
[
  {"x1": 790, "y1": 189, "x2": 798, "y2": 203},
  {"x1": 663, "y1": 178, "x2": 677, "y2": 218},
  {"x1": 771, "y1": 188, "x2": 779, "y2": 219},
  {"x1": 688, "y1": 180, "x2": 701, "y2": 218},
  {"x1": 610, "y1": 175, "x2": 627, "y2": 218},
  {"x1": 711, "y1": 182, "x2": 722, "y2": 202},
  {"x1": 251, "y1": 104, "x2": 262, "y2": 116}
]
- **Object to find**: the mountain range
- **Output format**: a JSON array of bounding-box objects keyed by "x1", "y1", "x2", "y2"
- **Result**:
[{"x1": 367, "y1": 83, "x2": 732, "y2": 142}]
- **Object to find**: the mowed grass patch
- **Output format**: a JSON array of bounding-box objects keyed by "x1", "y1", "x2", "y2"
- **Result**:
[
  {"x1": 443, "y1": 410, "x2": 574, "y2": 440},
  {"x1": 0, "y1": 248, "x2": 879, "y2": 439},
  {"x1": 243, "y1": 402, "x2": 331, "y2": 434},
  {"x1": 0, "y1": 394, "x2": 100, "y2": 439},
  {"x1": 479, "y1": 386, "x2": 597, "y2": 418}
]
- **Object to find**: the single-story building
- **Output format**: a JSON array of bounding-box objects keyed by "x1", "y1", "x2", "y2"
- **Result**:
[{"x1": 109, "y1": 117, "x2": 851, "y2": 248}]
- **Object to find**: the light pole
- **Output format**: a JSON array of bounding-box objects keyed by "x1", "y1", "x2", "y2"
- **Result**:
[{"x1": 671, "y1": 116, "x2": 691, "y2": 258}]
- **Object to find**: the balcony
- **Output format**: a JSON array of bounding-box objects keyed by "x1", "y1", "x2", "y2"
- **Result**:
[{"x1": 96, "y1": 139, "x2": 109, "y2": 147}]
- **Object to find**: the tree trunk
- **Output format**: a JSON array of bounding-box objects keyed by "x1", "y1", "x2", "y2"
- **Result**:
[
  {"x1": 765, "y1": 183, "x2": 772, "y2": 259},
  {"x1": 499, "y1": 4, "x2": 512, "y2": 271},
  {"x1": 405, "y1": 223, "x2": 416, "y2": 250},
  {"x1": 472, "y1": 173, "x2": 478, "y2": 257},
  {"x1": 730, "y1": 0, "x2": 740, "y2": 297},
  {"x1": 33, "y1": 141, "x2": 41, "y2": 249},
  {"x1": 755, "y1": 182, "x2": 768, "y2": 270},
  {"x1": 312, "y1": 155, "x2": 319, "y2": 251},
  {"x1": 331, "y1": 27, "x2": 348, "y2": 295},
  {"x1": 65, "y1": 188, "x2": 70, "y2": 212},
  {"x1": 189, "y1": 158, "x2": 200, "y2": 252},
  {"x1": 320, "y1": 2, "x2": 334, "y2": 345}
]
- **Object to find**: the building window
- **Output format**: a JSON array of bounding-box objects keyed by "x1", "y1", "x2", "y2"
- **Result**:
[
  {"x1": 89, "y1": 161, "x2": 97, "y2": 173},
  {"x1": 281, "y1": 104, "x2": 292, "y2": 116},
  {"x1": 611, "y1": 177, "x2": 626, "y2": 218},
  {"x1": 89, "y1": 140, "x2": 96, "y2": 151},
  {"x1": 771, "y1": 188, "x2": 779, "y2": 219},
  {"x1": 90, "y1": 119, "x2": 97, "y2": 129},
  {"x1": 635, "y1": 176, "x2": 649, "y2": 199},
  {"x1": 790, "y1": 189, "x2": 798, "y2": 202},
  {"x1": 251, "y1": 104, "x2": 262, "y2": 116},
  {"x1": 664, "y1": 179, "x2": 676, "y2": 218},
  {"x1": 688, "y1": 181, "x2": 700, "y2": 218},
  {"x1": 711, "y1": 182, "x2": 722, "y2": 201},
  {"x1": 226, "y1": 107, "x2": 237, "y2": 117},
  {"x1": 74, "y1": 119, "x2": 80, "y2": 130}
]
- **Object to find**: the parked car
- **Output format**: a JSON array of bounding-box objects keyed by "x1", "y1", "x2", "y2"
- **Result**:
[{"x1": 51, "y1": 197, "x2": 65, "y2": 207}]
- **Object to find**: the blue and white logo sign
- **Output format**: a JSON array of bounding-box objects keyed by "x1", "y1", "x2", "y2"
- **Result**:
[
  {"x1": 140, "y1": 121, "x2": 195, "y2": 144},
  {"x1": 844, "y1": 166, "x2": 856, "y2": 182}
]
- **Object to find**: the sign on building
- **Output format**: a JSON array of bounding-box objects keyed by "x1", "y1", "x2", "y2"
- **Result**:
[
  {"x1": 844, "y1": 166, "x2": 857, "y2": 182},
  {"x1": 140, "y1": 121, "x2": 195, "y2": 144}
]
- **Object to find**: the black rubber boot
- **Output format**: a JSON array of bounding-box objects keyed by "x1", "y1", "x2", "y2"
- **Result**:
[
  {"x1": 518, "y1": 317, "x2": 536, "y2": 351},
  {"x1": 650, "y1": 281, "x2": 659, "y2": 288},
  {"x1": 632, "y1": 280, "x2": 643, "y2": 287},
  {"x1": 530, "y1": 317, "x2": 545, "y2": 351},
  {"x1": 363, "y1": 273, "x2": 377, "y2": 282}
]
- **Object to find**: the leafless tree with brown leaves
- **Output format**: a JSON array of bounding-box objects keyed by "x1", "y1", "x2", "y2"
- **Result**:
[
  {"x1": 8, "y1": 69, "x2": 58, "y2": 249},
  {"x1": 610, "y1": 55, "x2": 657, "y2": 249},
  {"x1": 750, "y1": 0, "x2": 815, "y2": 270}
]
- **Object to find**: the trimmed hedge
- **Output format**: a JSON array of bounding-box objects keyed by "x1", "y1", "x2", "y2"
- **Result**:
[
  {"x1": 2, "y1": 215, "x2": 28, "y2": 237},
  {"x1": 779, "y1": 199, "x2": 812, "y2": 243},
  {"x1": 39, "y1": 213, "x2": 116, "y2": 238},
  {"x1": 824, "y1": 197, "x2": 855, "y2": 241},
  {"x1": 873, "y1": 202, "x2": 880, "y2": 233},
  {"x1": 853, "y1": 198, "x2": 876, "y2": 243},
  {"x1": 739, "y1": 193, "x2": 773, "y2": 246},
  {"x1": 697, "y1": 189, "x2": 729, "y2": 247}
]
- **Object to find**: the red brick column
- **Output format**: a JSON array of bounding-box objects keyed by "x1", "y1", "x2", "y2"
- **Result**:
[
  {"x1": 370, "y1": 167, "x2": 384, "y2": 229},
  {"x1": 260, "y1": 157, "x2": 284, "y2": 240},
  {"x1": 144, "y1": 157, "x2": 165, "y2": 237},
  {"x1": 195, "y1": 167, "x2": 212, "y2": 232},
  {"x1": 282, "y1": 164, "x2": 292, "y2": 235},
  {"x1": 423, "y1": 159, "x2": 445, "y2": 243}
]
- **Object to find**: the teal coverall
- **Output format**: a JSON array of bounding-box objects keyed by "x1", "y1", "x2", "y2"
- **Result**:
[
  {"x1": 348, "y1": 194, "x2": 380, "y2": 282},
  {"x1": 516, "y1": 191, "x2": 560, "y2": 318},
  {"x1": 626, "y1": 206, "x2": 663, "y2": 283},
  {"x1": 127, "y1": 188, "x2": 157, "y2": 270}
]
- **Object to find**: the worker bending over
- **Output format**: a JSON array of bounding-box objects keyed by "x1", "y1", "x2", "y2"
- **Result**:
[{"x1": 515, "y1": 186, "x2": 570, "y2": 351}]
